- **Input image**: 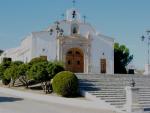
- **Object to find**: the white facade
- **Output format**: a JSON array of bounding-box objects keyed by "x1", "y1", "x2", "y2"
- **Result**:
[{"x1": 0, "y1": 8, "x2": 114, "y2": 74}]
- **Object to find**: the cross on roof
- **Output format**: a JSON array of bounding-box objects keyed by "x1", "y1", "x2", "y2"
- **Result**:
[{"x1": 72, "y1": 10, "x2": 76, "y2": 19}]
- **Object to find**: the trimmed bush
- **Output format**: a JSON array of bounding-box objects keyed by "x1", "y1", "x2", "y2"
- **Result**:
[{"x1": 52, "y1": 71, "x2": 78, "y2": 97}]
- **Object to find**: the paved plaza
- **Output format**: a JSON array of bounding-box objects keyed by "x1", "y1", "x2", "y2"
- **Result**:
[{"x1": 0, "y1": 88, "x2": 115, "y2": 113}]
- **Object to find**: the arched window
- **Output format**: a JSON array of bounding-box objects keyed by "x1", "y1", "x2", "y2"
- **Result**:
[{"x1": 71, "y1": 23, "x2": 79, "y2": 35}]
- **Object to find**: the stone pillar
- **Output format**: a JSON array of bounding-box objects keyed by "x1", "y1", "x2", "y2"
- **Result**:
[
  {"x1": 57, "y1": 37, "x2": 61, "y2": 61},
  {"x1": 125, "y1": 86, "x2": 142, "y2": 113},
  {"x1": 144, "y1": 64, "x2": 150, "y2": 75}
]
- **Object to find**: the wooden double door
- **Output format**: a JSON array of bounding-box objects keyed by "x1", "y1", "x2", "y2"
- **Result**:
[{"x1": 65, "y1": 48, "x2": 84, "y2": 73}]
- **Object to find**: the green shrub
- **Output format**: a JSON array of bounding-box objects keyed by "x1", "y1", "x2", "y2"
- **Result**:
[
  {"x1": 3, "y1": 68, "x2": 12, "y2": 80},
  {"x1": 3, "y1": 68, "x2": 12, "y2": 85},
  {"x1": 28, "y1": 62, "x2": 49, "y2": 82},
  {"x1": 29, "y1": 56, "x2": 47, "y2": 66},
  {"x1": 17, "y1": 64, "x2": 29, "y2": 76},
  {"x1": 17, "y1": 64, "x2": 30, "y2": 88},
  {"x1": 52, "y1": 71, "x2": 78, "y2": 97},
  {"x1": 3, "y1": 57, "x2": 12, "y2": 63},
  {"x1": 4, "y1": 66, "x2": 19, "y2": 86},
  {"x1": 11, "y1": 61, "x2": 24, "y2": 67},
  {"x1": 2, "y1": 76, "x2": 11, "y2": 85},
  {"x1": 0, "y1": 64, "x2": 5, "y2": 79},
  {"x1": 0, "y1": 59, "x2": 11, "y2": 80},
  {"x1": 47, "y1": 61, "x2": 65, "y2": 79}
]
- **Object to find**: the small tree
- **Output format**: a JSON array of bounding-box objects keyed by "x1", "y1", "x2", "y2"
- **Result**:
[
  {"x1": 0, "y1": 59, "x2": 11, "y2": 79},
  {"x1": 114, "y1": 43, "x2": 133, "y2": 74},
  {"x1": 3, "y1": 68, "x2": 13, "y2": 85},
  {"x1": 28, "y1": 62, "x2": 50, "y2": 93},
  {"x1": 17, "y1": 64, "x2": 29, "y2": 88},
  {"x1": 4, "y1": 65, "x2": 19, "y2": 86},
  {"x1": 2, "y1": 76, "x2": 11, "y2": 85}
]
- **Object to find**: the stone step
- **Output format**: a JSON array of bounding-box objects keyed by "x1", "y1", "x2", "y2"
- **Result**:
[
  {"x1": 139, "y1": 91, "x2": 150, "y2": 93},
  {"x1": 83, "y1": 83, "x2": 150, "y2": 85},
  {"x1": 80, "y1": 86, "x2": 124, "y2": 89},
  {"x1": 80, "y1": 83, "x2": 150, "y2": 87},
  {"x1": 88, "y1": 89, "x2": 125, "y2": 92},
  {"x1": 115, "y1": 105, "x2": 124, "y2": 108},
  {"x1": 91, "y1": 93, "x2": 125, "y2": 96},
  {"x1": 79, "y1": 78, "x2": 150, "y2": 81},
  {"x1": 79, "y1": 78, "x2": 150, "y2": 83},
  {"x1": 139, "y1": 100, "x2": 150, "y2": 102},
  {"x1": 139, "y1": 100, "x2": 150, "y2": 103},
  {"x1": 139, "y1": 94, "x2": 150, "y2": 96},
  {"x1": 100, "y1": 96, "x2": 126, "y2": 99},
  {"x1": 95, "y1": 95, "x2": 125, "y2": 98},
  {"x1": 110, "y1": 102, "x2": 125, "y2": 105},
  {"x1": 90, "y1": 91, "x2": 125, "y2": 95},
  {"x1": 105, "y1": 100, "x2": 126, "y2": 103}
]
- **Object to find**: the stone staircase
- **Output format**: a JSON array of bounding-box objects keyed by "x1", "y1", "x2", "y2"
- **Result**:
[{"x1": 77, "y1": 74, "x2": 150, "y2": 112}]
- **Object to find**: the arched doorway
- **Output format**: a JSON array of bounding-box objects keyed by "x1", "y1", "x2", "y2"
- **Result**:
[{"x1": 65, "y1": 48, "x2": 84, "y2": 73}]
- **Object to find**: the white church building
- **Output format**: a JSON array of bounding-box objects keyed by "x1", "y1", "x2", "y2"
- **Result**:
[{"x1": 0, "y1": 8, "x2": 114, "y2": 74}]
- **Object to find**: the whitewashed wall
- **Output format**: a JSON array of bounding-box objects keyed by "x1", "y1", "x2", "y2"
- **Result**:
[{"x1": 91, "y1": 34, "x2": 114, "y2": 74}]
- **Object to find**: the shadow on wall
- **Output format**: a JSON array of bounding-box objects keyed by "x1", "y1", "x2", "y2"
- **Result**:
[{"x1": 0, "y1": 97, "x2": 23, "y2": 103}]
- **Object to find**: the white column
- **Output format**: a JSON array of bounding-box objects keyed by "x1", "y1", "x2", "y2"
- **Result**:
[
  {"x1": 57, "y1": 37, "x2": 61, "y2": 61},
  {"x1": 125, "y1": 86, "x2": 142, "y2": 113},
  {"x1": 144, "y1": 64, "x2": 150, "y2": 75}
]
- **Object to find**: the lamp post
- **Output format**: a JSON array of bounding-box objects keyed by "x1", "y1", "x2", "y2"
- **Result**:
[
  {"x1": 141, "y1": 31, "x2": 150, "y2": 65},
  {"x1": 141, "y1": 30, "x2": 150, "y2": 75},
  {"x1": 49, "y1": 21, "x2": 64, "y2": 61}
]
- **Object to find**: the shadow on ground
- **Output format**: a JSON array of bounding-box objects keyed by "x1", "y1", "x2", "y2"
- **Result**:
[{"x1": 0, "y1": 96, "x2": 23, "y2": 102}]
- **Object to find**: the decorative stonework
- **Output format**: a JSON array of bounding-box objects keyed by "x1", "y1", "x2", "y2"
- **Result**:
[{"x1": 57, "y1": 35, "x2": 91, "y2": 73}]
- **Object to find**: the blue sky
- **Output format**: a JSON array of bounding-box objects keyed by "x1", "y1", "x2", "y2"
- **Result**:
[{"x1": 0, "y1": 0, "x2": 150, "y2": 69}]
